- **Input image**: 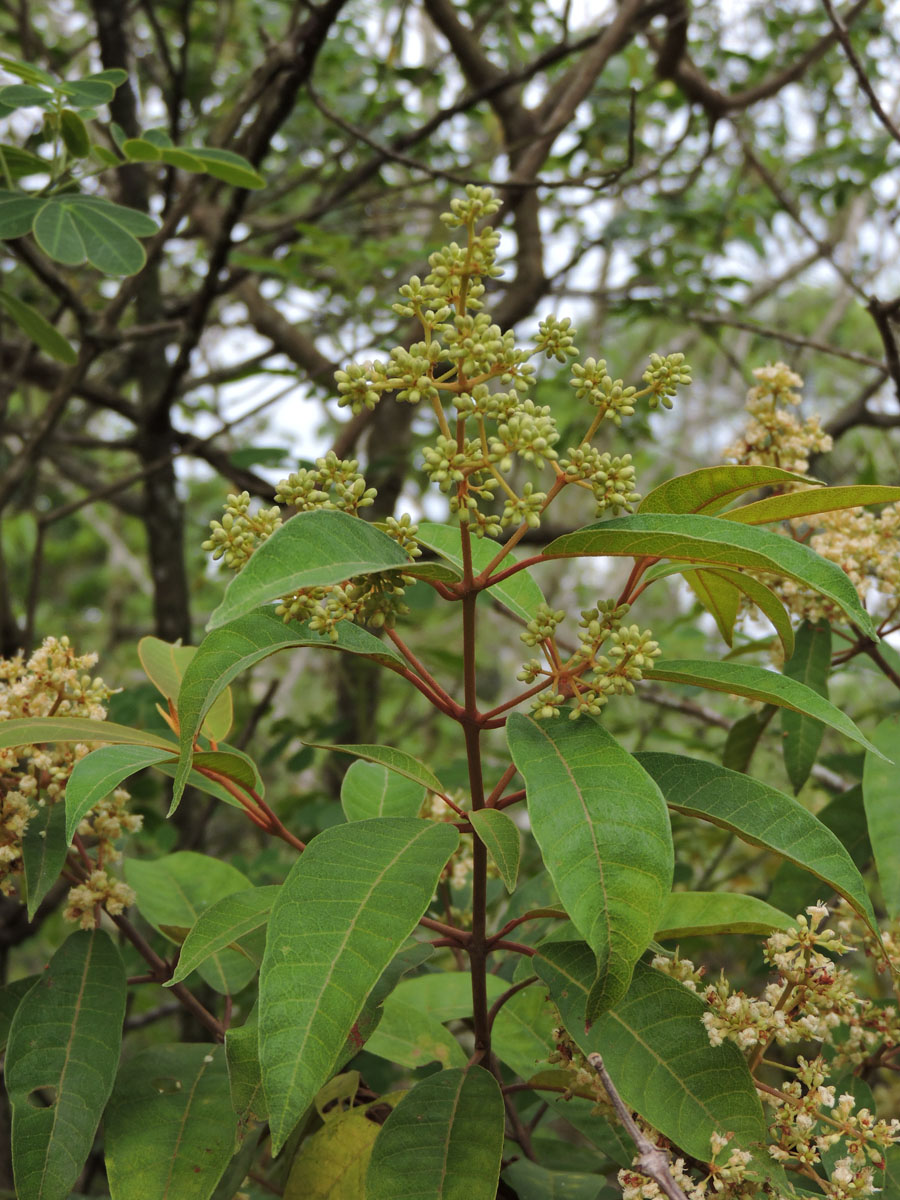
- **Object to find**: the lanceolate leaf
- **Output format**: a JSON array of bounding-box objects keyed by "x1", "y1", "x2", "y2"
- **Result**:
[
  {"x1": 341, "y1": 760, "x2": 425, "y2": 821},
  {"x1": 6, "y1": 930, "x2": 126, "y2": 1200},
  {"x1": 723, "y1": 484, "x2": 900, "y2": 525},
  {"x1": 390, "y1": 971, "x2": 507, "y2": 1023},
  {"x1": 167, "y1": 885, "x2": 279, "y2": 985},
  {"x1": 723, "y1": 704, "x2": 777, "y2": 773},
  {"x1": 104, "y1": 1044, "x2": 234, "y2": 1200},
  {"x1": 365, "y1": 1067, "x2": 505, "y2": 1200},
  {"x1": 638, "y1": 465, "x2": 816, "y2": 515},
  {"x1": 469, "y1": 808, "x2": 520, "y2": 891},
  {"x1": 21, "y1": 799, "x2": 67, "y2": 919},
  {"x1": 635, "y1": 752, "x2": 878, "y2": 932},
  {"x1": 0, "y1": 976, "x2": 38, "y2": 1054},
  {"x1": 643, "y1": 659, "x2": 883, "y2": 758},
  {"x1": 781, "y1": 620, "x2": 831, "y2": 792},
  {"x1": 259, "y1": 818, "x2": 458, "y2": 1153},
  {"x1": 137, "y1": 635, "x2": 233, "y2": 741},
  {"x1": 863, "y1": 715, "x2": 900, "y2": 920},
  {"x1": 65, "y1": 744, "x2": 175, "y2": 842},
  {"x1": 542, "y1": 512, "x2": 878, "y2": 640},
  {"x1": 173, "y1": 608, "x2": 404, "y2": 806},
  {"x1": 0, "y1": 716, "x2": 177, "y2": 754},
  {"x1": 124, "y1": 852, "x2": 255, "y2": 994},
  {"x1": 417, "y1": 521, "x2": 545, "y2": 622},
  {"x1": 206, "y1": 509, "x2": 410, "y2": 630},
  {"x1": 307, "y1": 741, "x2": 444, "y2": 795},
  {"x1": 0, "y1": 290, "x2": 77, "y2": 364},
  {"x1": 535, "y1": 946, "x2": 766, "y2": 1163},
  {"x1": 684, "y1": 568, "x2": 740, "y2": 646},
  {"x1": 225, "y1": 1004, "x2": 266, "y2": 1144},
  {"x1": 655, "y1": 891, "x2": 794, "y2": 939},
  {"x1": 364, "y1": 998, "x2": 467, "y2": 1069},
  {"x1": 507, "y1": 713, "x2": 673, "y2": 1022}
]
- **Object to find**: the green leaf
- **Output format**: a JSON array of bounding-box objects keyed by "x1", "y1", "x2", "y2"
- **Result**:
[
  {"x1": 717, "y1": 570, "x2": 795, "y2": 661},
  {"x1": 635, "y1": 752, "x2": 878, "y2": 932},
  {"x1": 65, "y1": 744, "x2": 175, "y2": 842},
  {"x1": 417, "y1": 521, "x2": 546, "y2": 622},
  {"x1": 684, "y1": 567, "x2": 740, "y2": 645},
  {"x1": 207, "y1": 509, "x2": 410, "y2": 630},
  {"x1": 469, "y1": 808, "x2": 520, "y2": 892},
  {"x1": 62, "y1": 194, "x2": 158, "y2": 236},
  {"x1": 225, "y1": 1004, "x2": 266, "y2": 1144},
  {"x1": 167, "y1": 885, "x2": 279, "y2": 985},
  {"x1": 160, "y1": 147, "x2": 206, "y2": 171},
  {"x1": 340, "y1": 760, "x2": 425, "y2": 821},
  {"x1": 58, "y1": 79, "x2": 116, "y2": 107},
  {"x1": 365, "y1": 1066, "x2": 504, "y2": 1200},
  {"x1": 65, "y1": 199, "x2": 145, "y2": 274},
  {"x1": 309, "y1": 741, "x2": 444, "y2": 795},
  {"x1": 0, "y1": 83, "x2": 53, "y2": 110},
  {"x1": 59, "y1": 109, "x2": 90, "y2": 157},
  {"x1": 863, "y1": 714, "x2": 900, "y2": 920},
  {"x1": 104, "y1": 1044, "x2": 234, "y2": 1200},
  {"x1": 0, "y1": 290, "x2": 78, "y2": 364},
  {"x1": 137, "y1": 635, "x2": 233, "y2": 741},
  {"x1": 781, "y1": 620, "x2": 831, "y2": 792},
  {"x1": 124, "y1": 852, "x2": 256, "y2": 994},
  {"x1": 284, "y1": 1102, "x2": 382, "y2": 1199},
  {"x1": 769, "y1": 784, "x2": 871, "y2": 915},
  {"x1": 173, "y1": 608, "x2": 404, "y2": 808},
  {"x1": 0, "y1": 189, "x2": 43, "y2": 237},
  {"x1": 723, "y1": 704, "x2": 776, "y2": 773},
  {"x1": 0, "y1": 976, "x2": 38, "y2": 1054},
  {"x1": 85, "y1": 68, "x2": 128, "y2": 88},
  {"x1": 6, "y1": 930, "x2": 126, "y2": 1200},
  {"x1": 33, "y1": 201, "x2": 86, "y2": 265},
  {"x1": 723, "y1": 484, "x2": 900, "y2": 525},
  {"x1": 186, "y1": 146, "x2": 265, "y2": 189},
  {"x1": 542, "y1": 512, "x2": 879, "y2": 641},
  {"x1": 502, "y1": 1161, "x2": 611, "y2": 1199},
  {"x1": 0, "y1": 58, "x2": 56, "y2": 86},
  {"x1": 507, "y1": 713, "x2": 673, "y2": 1022},
  {"x1": 365, "y1": 998, "x2": 467, "y2": 1069},
  {"x1": 655, "y1": 891, "x2": 795, "y2": 939},
  {"x1": 644, "y1": 658, "x2": 882, "y2": 758},
  {"x1": 491, "y1": 983, "x2": 555, "y2": 1080},
  {"x1": 676, "y1": 566, "x2": 794, "y2": 659},
  {"x1": 0, "y1": 716, "x2": 177, "y2": 753},
  {"x1": 259, "y1": 818, "x2": 458, "y2": 1153},
  {"x1": 390, "y1": 970, "x2": 507, "y2": 1023},
  {"x1": 21, "y1": 799, "x2": 67, "y2": 919},
  {"x1": 536, "y1": 947, "x2": 766, "y2": 1163},
  {"x1": 639, "y1": 464, "x2": 816, "y2": 514},
  {"x1": 177, "y1": 747, "x2": 263, "y2": 815},
  {"x1": 121, "y1": 137, "x2": 162, "y2": 162}
]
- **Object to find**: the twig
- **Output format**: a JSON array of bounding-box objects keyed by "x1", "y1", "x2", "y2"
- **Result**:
[
  {"x1": 821, "y1": 0, "x2": 900, "y2": 146},
  {"x1": 586, "y1": 1052, "x2": 690, "y2": 1200}
]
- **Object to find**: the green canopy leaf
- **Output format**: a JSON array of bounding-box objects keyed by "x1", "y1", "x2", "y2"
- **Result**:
[
  {"x1": 308, "y1": 740, "x2": 444, "y2": 794},
  {"x1": 655, "y1": 891, "x2": 795, "y2": 939},
  {"x1": 635, "y1": 752, "x2": 878, "y2": 931},
  {"x1": 65, "y1": 744, "x2": 175, "y2": 842},
  {"x1": 365, "y1": 1066, "x2": 505, "y2": 1200},
  {"x1": 167, "y1": 885, "x2": 279, "y2": 985},
  {"x1": 22, "y1": 798, "x2": 68, "y2": 919},
  {"x1": 643, "y1": 658, "x2": 882, "y2": 758},
  {"x1": 104, "y1": 1044, "x2": 234, "y2": 1199},
  {"x1": 124, "y1": 852, "x2": 256, "y2": 994},
  {"x1": 0, "y1": 189, "x2": 43, "y2": 237},
  {"x1": 173, "y1": 608, "x2": 404, "y2": 807},
  {"x1": 639, "y1": 465, "x2": 816, "y2": 515},
  {"x1": 863, "y1": 714, "x2": 900, "y2": 920},
  {"x1": 723, "y1": 484, "x2": 900, "y2": 525},
  {"x1": 364, "y1": 998, "x2": 467, "y2": 1069},
  {"x1": 137, "y1": 635, "x2": 233, "y2": 742},
  {"x1": 0, "y1": 716, "x2": 177, "y2": 753},
  {"x1": 6, "y1": 930, "x2": 126, "y2": 1200},
  {"x1": 536, "y1": 946, "x2": 766, "y2": 1163},
  {"x1": 469, "y1": 808, "x2": 520, "y2": 892},
  {"x1": 0, "y1": 290, "x2": 78, "y2": 364},
  {"x1": 542, "y1": 512, "x2": 878, "y2": 640},
  {"x1": 340, "y1": 760, "x2": 425, "y2": 821},
  {"x1": 781, "y1": 620, "x2": 831, "y2": 792},
  {"x1": 259, "y1": 818, "x2": 458, "y2": 1153},
  {"x1": 186, "y1": 146, "x2": 265, "y2": 189},
  {"x1": 207, "y1": 509, "x2": 409, "y2": 630},
  {"x1": 507, "y1": 713, "x2": 672, "y2": 1021}
]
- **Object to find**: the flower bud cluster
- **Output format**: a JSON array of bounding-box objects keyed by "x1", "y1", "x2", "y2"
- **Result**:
[
  {"x1": 202, "y1": 491, "x2": 282, "y2": 570},
  {"x1": 518, "y1": 601, "x2": 661, "y2": 721},
  {"x1": 642, "y1": 352, "x2": 692, "y2": 410},
  {"x1": 63, "y1": 868, "x2": 134, "y2": 930},
  {"x1": 0, "y1": 638, "x2": 138, "y2": 919},
  {"x1": 560, "y1": 447, "x2": 641, "y2": 516},
  {"x1": 570, "y1": 358, "x2": 637, "y2": 424},
  {"x1": 723, "y1": 364, "x2": 900, "y2": 628}
]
